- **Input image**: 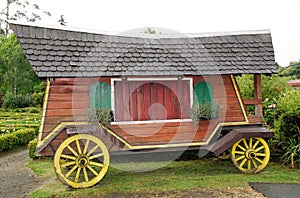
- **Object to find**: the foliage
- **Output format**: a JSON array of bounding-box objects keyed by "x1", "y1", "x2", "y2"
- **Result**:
[
  {"x1": 0, "y1": 108, "x2": 40, "y2": 153},
  {"x1": 0, "y1": 128, "x2": 36, "y2": 152},
  {"x1": 279, "y1": 60, "x2": 300, "y2": 79},
  {"x1": 236, "y1": 74, "x2": 291, "y2": 100},
  {"x1": 0, "y1": 35, "x2": 41, "y2": 98},
  {"x1": 0, "y1": 34, "x2": 46, "y2": 108},
  {"x1": 236, "y1": 74, "x2": 291, "y2": 127},
  {"x1": 190, "y1": 101, "x2": 220, "y2": 124},
  {"x1": 0, "y1": 0, "x2": 51, "y2": 35},
  {"x1": 271, "y1": 90, "x2": 300, "y2": 166},
  {"x1": 31, "y1": 81, "x2": 46, "y2": 108},
  {"x1": 281, "y1": 138, "x2": 300, "y2": 166},
  {"x1": 28, "y1": 138, "x2": 37, "y2": 159},
  {"x1": 2, "y1": 92, "x2": 32, "y2": 108},
  {"x1": 86, "y1": 108, "x2": 113, "y2": 127}
]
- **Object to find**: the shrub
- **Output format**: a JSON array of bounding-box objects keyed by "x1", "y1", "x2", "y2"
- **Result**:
[
  {"x1": 0, "y1": 128, "x2": 36, "y2": 152},
  {"x1": 31, "y1": 92, "x2": 44, "y2": 108},
  {"x1": 28, "y1": 138, "x2": 37, "y2": 159},
  {"x1": 26, "y1": 107, "x2": 41, "y2": 114},
  {"x1": 2, "y1": 91, "x2": 16, "y2": 108},
  {"x1": 272, "y1": 90, "x2": 300, "y2": 166},
  {"x1": 236, "y1": 74, "x2": 291, "y2": 127},
  {"x1": 2, "y1": 92, "x2": 32, "y2": 108}
]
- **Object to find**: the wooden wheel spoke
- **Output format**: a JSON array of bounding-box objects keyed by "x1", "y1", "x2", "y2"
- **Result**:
[
  {"x1": 83, "y1": 140, "x2": 90, "y2": 154},
  {"x1": 252, "y1": 140, "x2": 260, "y2": 149},
  {"x1": 243, "y1": 139, "x2": 249, "y2": 149},
  {"x1": 247, "y1": 159, "x2": 251, "y2": 170},
  {"x1": 255, "y1": 146, "x2": 265, "y2": 153},
  {"x1": 254, "y1": 157, "x2": 264, "y2": 164},
  {"x1": 87, "y1": 165, "x2": 99, "y2": 176},
  {"x1": 252, "y1": 159, "x2": 258, "y2": 168},
  {"x1": 61, "y1": 161, "x2": 76, "y2": 167},
  {"x1": 239, "y1": 158, "x2": 247, "y2": 168},
  {"x1": 61, "y1": 154, "x2": 76, "y2": 160},
  {"x1": 87, "y1": 145, "x2": 99, "y2": 157},
  {"x1": 89, "y1": 153, "x2": 104, "y2": 160},
  {"x1": 237, "y1": 144, "x2": 246, "y2": 151},
  {"x1": 76, "y1": 140, "x2": 82, "y2": 154},
  {"x1": 249, "y1": 138, "x2": 253, "y2": 148},
  {"x1": 90, "y1": 161, "x2": 104, "y2": 167},
  {"x1": 66, "y1": 165, "x2": 77, "y2": 179},
  {"x1": 75, "y1": 167, "x2": 82, "y2": 183},
  {"x1": 234, "y1": 151, "x2": 245, "y2": 155},
  {"x1": 236, "y1": 155, "x2": 245, "y2": 162},
  {"x1": 256, "y1": 153, "x2": 266, "y2": 157},
  {"x1": 83, "y1": 167, "x2": 89, "y2": 182},
  {"x1": 67, "y1": 145, "x2": 78, "y2": 157}
]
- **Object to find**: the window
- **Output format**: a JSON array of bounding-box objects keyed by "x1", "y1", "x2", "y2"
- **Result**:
[
  {"x1": 194, "y1": 82, "x2": 213, "y2": 104},
  {"x1": 113, "y1": 79, "x2": 191, "y2": 122},
  {"x1": 89, "y1": 82, "x2": 111, "y2": 109}
]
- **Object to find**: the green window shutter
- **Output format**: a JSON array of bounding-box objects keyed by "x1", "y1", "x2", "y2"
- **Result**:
[
  {"x1": 89, "y1": 82, "x2": 111, "y2": 109},
  {"x1": 194, "y1": 82, "x2": 213, "y2": 104}
]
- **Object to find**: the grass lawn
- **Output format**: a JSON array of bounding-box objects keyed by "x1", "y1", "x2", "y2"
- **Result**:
[{"x1": 27, "y1": 156, "x2": 300, "y2": 198}]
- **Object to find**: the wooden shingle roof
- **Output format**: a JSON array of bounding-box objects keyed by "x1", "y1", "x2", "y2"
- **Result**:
[{"x1": 10, "y1": 23, "x2": 276, "y2": 78}]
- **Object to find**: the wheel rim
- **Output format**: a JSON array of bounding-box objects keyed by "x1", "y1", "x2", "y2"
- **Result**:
[
  {"x1": 231, "y1": 137, "x2": 270, "y2": 173},
  {"x1": 54, "y1": 134, "x2": 109, "y2": 188}
]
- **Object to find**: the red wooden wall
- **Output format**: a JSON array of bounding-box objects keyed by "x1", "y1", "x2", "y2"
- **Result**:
[{"x1": 39, "y1": 75, "x2": 247, "y2": 155}]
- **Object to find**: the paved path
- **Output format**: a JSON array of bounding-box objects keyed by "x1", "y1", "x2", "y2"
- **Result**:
[{"x1": 249, "y1": 182, "x2": 300, "y2": 198}]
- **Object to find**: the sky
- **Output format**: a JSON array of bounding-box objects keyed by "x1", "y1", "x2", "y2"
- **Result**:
[{"x1": 1, "y1": 0, "x2": 300, "y2": 66}]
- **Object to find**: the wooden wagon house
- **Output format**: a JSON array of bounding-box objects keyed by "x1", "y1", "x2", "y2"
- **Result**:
[{"x1": 11, "y1": 22, "x2": 276, "y2": 188}]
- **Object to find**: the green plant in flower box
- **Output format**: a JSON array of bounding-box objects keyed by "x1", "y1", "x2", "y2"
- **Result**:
[
  {"x1": 190, "y1": 101, "x2": 221, "y2": 125},
  {"x1": 86, "y1": 108, "x2": 113, "y2": 127}
]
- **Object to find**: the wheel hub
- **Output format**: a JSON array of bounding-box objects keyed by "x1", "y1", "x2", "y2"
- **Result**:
[
  {"x1": 76, "y1": 155, "x2": 89, "y2": 168},
  {"x1": 245, "y1": 149, "x2": 256, "y2": 159}
]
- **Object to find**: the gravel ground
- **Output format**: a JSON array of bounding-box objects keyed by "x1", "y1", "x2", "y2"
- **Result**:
[{"x1": 0, "y1": 149, "x2": 44, "y2": 198}]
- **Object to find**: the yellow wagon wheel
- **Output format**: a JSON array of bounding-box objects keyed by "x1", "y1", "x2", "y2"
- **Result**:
[
  {"x1": 54, "y1": 134, "x2": 110, "y2": 188},
  {"x1": 231, "y1": 137, "x2": 270, "y2": 174}
]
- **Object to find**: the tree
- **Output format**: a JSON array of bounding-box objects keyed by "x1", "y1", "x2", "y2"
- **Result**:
[
  {"x1": 0, "y1": 34, "x2": 40, "y2": 97},
  {"x1": 283, "y1": 61, "x2": 300, "y2": 79},
  {"x1": 0, "y1": 0, "x2": 51, "y2": 35}
]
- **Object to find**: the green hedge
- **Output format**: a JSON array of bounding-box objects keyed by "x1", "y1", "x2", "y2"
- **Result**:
[
  {"x1": 28, "y1": 138, "x2": 37, "y2": 159},
  {"x1": 0, "y1": 128, "x2": 36, "y2": 152}
]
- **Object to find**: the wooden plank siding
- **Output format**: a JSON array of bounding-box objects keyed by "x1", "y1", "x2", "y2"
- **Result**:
[
  {"x1": 109, "y1": 120, "x2": 219, "y2": 146},
  {"x1": 39, "y1": 75, "x2": 247, "y2": 155},
  {"x1": 41, "y1": 77, "x2": 111, "y2": 139}
]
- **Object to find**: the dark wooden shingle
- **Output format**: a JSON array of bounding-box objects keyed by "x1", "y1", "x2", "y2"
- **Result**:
[{"x1": 10, "y1": 23, "x2": 276, "y2": 78}]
